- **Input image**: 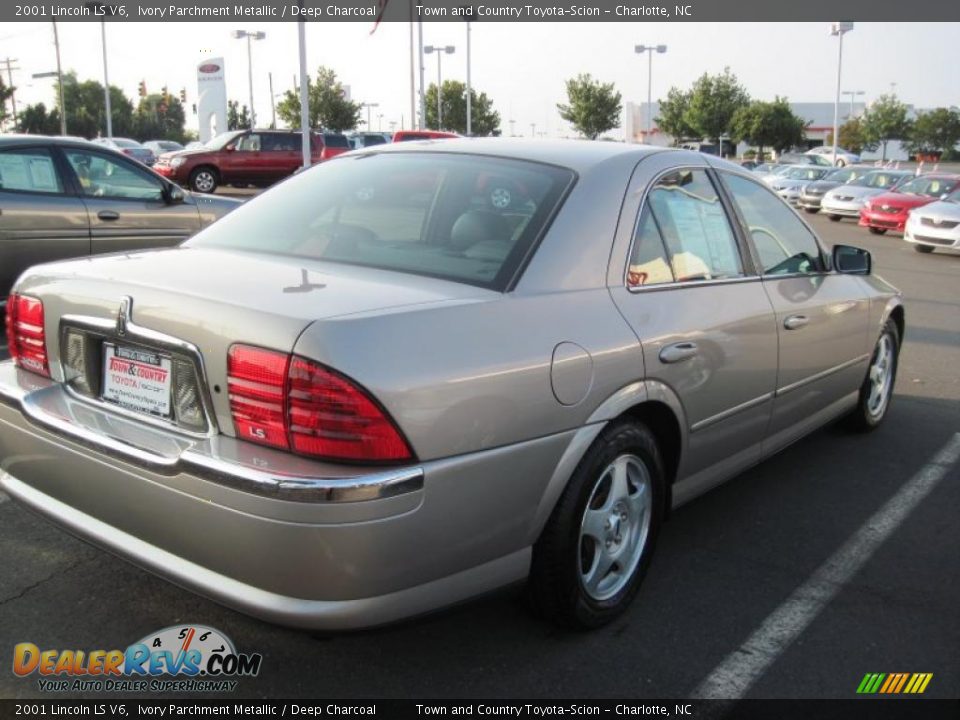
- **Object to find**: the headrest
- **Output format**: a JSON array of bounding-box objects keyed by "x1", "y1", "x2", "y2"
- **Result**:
[{"x1": 450, "y1": 210, "x2": 510, "y2": 251}]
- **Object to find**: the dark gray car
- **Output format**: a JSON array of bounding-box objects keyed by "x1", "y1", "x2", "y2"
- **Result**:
[{"x1": 0, "y1": 135, "x2": 240, "y2": 315}]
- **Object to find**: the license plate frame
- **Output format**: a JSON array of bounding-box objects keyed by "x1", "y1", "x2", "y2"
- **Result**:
[{"x1": 101, "y1": 343, "x2": 173, "y2": 418}]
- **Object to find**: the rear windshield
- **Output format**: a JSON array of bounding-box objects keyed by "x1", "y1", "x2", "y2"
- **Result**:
[
  {"x1": 113, "y1": 139, "x2": 141, "y2": 149},
  {"x1": 323, "y1": 133, "x2": 350, "y2": 148},
  {"x1": 186, "y1": 152, "x2": 574, "y2": 290}
]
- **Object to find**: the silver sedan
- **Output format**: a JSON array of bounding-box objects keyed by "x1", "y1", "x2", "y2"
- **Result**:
[{"x1": 0, "y1": 140, "x2": 904, "y2": 630}]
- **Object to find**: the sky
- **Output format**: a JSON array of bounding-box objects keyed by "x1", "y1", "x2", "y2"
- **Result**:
[{"x1": 1, "y1": 21, "x2": 958, "y2": 139}]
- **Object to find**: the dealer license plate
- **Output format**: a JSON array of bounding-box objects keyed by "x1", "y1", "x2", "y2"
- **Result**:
[{"x1": 102, "y1": 344, "x2": 172, "y2": 417}]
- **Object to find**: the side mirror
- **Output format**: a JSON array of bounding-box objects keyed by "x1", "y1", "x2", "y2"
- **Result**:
[
  {"x1": 224, "y1": 144, "x2": 236, "y2": 153},
  {"x1": 164, "y1": 183, "x2": 185, "y2": 205},
  {"x1": 833, "y1": 244, "x2": 871, "y2": 275}
]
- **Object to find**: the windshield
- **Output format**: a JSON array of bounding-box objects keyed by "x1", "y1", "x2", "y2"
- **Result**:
[
  {"x1": 204, "y1": 131, "x2": 245, "y2": 151},
  {"x1": 825, "y1": 167, "x2": 861, "y2": 183},
  {"x1": 945, "y1": 188, "x2": 960, "y2": 203},
  {"x1": 187, "y1": 153, "x2": 575, "y2": 290},
  {"x1": 784, "y1": 167, "x2": 828, "y2": 180},
  {"x1": 896, "y1": 176, "x2": 960, "y2": 197},
  {"x1": 851, "y1": 172, "x2": 908, "y2": 189}
]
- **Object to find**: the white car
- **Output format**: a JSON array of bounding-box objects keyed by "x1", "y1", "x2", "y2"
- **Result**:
[
  {"x1": 807, "y1": 146, "x2": 861, "y2": 167},
  {"x1": 904, "y1": 189, "x2": 960, "y2": 253},
  {"x1": 768, "y1": 166, "x2": 832, "y2": 204},
  {"x1": 821, "y1": 169, "x2": 913, "y2": 220}
]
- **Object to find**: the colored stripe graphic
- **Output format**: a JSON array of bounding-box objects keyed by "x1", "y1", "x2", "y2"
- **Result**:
[{"x1": 857, "y1": 673, "x2": 932, "y2": 694}]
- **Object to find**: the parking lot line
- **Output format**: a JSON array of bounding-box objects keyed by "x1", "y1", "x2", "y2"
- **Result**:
[{"x1": 692, "y1": 431, "x2": 960, "y2": 700}]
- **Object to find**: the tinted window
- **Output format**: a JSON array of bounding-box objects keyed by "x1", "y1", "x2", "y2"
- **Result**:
[
  {"x1": 641, "y1": 169, "x2": 744, "y2": 282},
  {"x1": 627, "y1": 207, "x2": 674, "y2": 287},
  {"x1": 64, "y1": 149, "x2": 163, "y2": 201},
  {"x1": 187, "y1": 153, "x2": 573, "y2": 290},
  {"x1": 0, "y1": 148, "x2": 64, "y2": 194},
  {"x1": 322, "y1": 133, "x2": 350, "y2": 148},
  {"x1": 724, "y1": 173, "x2": 825, "y2": 276},
  {"x1": 262, "y1": 134, "x2": 301, "y2": 152}
]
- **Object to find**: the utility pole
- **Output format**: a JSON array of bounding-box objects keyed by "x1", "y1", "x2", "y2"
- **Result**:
[
  {"x1": 268, "y1": 72, "x2": 275, "y2": 128},
  {"x1": 100, "y1": 23, "x2": 112, "y2": 139},
  {"x1": 52, "y1": 21, "x2": 66, "y2": 135},
  {"x1": 1, "y1": 57, "x2": 20, "y2": 127}
]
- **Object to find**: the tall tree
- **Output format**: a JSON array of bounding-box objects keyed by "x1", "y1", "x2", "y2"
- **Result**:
[
  {"x1": 0, "y1": 75, "x2": 14, "y2": 129},
  {"x1": 17, "y1": 103, "x2": 60, "y2": 135},
  {"x1": 862, "y1": 94, "x2": 911, "y2": 161},
  {"x1": 684, "y1": 68, "x2": 750, "y2": 150},
  {"x1": 829, "y1": 117, "x2": 871, "y2": 155},
  {"x1": 276, "y1": 66, "x2": 361, "y2": 132},
  {"x1": 134, "y1": 91, "x2": 187, "y2": 142},
  {"x1": 905, "y1": 108, "x2": 960, "y2": 157},
  {"x1": 556, "y1": 73, "x2": 622, "y2": 140},
  {"x1": 731, "y1": 97, "x2": 807, "y2": 159},
  {"x1": 56, "y1": 71, "x2": 135, "y2": 139},
  {"x1": 655, "y1": 87, "x2": 695, "y2": 145},
  {"x1": 227, "y1": 100, "x2": 251, "y2": 131},
  {"x1": 424, "y1": 80, "x2": 500, "y2": 135}
]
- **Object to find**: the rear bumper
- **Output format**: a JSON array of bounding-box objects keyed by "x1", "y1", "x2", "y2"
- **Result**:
[{"x1": 0, "y1": 362, "x2": 566, "y2": 629}]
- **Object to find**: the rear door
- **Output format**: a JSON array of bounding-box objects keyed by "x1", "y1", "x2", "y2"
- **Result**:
[
  {"x1": 60, "y1": 146, "x2": 200, "y2": 255},
  {"x1": 0, "y1": 144, "x2": 90, "y2": 300},
  {"x1": 718, "y1": 171, "x2": 870, "y2": 455},
  {"x1": 610, "y1": 157, "x2": 778, "y2": 497},
  {"x1": 260, "y1": 132, "x2": 301, "y2": 183}
]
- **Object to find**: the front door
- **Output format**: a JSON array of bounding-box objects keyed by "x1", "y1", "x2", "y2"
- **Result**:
[
  {"x1": 611, "y1": 159, "x2": 778, "y2": 500},
  {"x1": 718, "y1": 171, "x2": 870, "y2": 454},
  {"x1": 60, "y1": 146, "x2": 200, "y2": 255}
]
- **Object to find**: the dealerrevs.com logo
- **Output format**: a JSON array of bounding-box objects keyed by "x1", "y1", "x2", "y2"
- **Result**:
[{"x1": 13, "y1": 625, "x2": 262, "y2": 693}]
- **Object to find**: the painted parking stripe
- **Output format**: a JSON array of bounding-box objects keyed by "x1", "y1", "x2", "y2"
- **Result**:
[{"x1": 693, "y1": 432, "x2": 960, "y2": 700}]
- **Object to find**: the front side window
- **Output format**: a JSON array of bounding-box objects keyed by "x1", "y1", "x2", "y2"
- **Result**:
[
  {"x1": 0, "y1": 148, "x2": 63, "y2": 194},
  {"x1": 236, "y1": 134, "x2": 262, "y2": 152},
  {"x1": 186, "y1": 153, "x2": 573, "y2": 290},
  {"x1": 64, "y1": 149, "x2": 164, "y2": 201},
  {"x1": 628, "y1": 169, "x2": 744, "y2": 286},
  {"x1": 724, "y1": 173, "x2": 825, "y2": 276}
]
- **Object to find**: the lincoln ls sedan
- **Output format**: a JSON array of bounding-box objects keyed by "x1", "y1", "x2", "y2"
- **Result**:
[{"x1": 0, "y1": 140, "x2": 904, "y2": 630}]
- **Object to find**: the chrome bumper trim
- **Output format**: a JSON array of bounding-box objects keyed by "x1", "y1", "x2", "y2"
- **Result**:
[{"x1": 0, "y1": 361, "x2": 423, "y2": 504}]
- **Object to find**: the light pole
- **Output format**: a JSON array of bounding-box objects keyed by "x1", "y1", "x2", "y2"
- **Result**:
[
  {"x1": 361, "y1": 102, "x2": 379, "y2": 129},
  {"x1": 459, "y1": 6, "x2": 476, "y2": 136},
  {"x1": 51, "y1": 21, "x2": 66, "y2": 135},
  {"x1": 842, "y1": 89, "x2": 865, "y2": 119},
  {"x1": 377, "y1": 113, "x2": 384, "y2": 131},
  {"x1": 830, "y1": 22, "x2": 854, "y2": 167},
  {"x1": 634, "y1": 44, "x2": 667, "y2": 142},
  {"x1": 423, "y1": 45, "x2": 455, "y2": 130},
  {"x1": 297, "y1": 20, "x2": 310, "y2": 168},
  {"x1": 232, "y1": 29, "x2": 266, "y2": 129},
  {"x1": 98, "y1": 22, "x2": 112, "y2": 139}
]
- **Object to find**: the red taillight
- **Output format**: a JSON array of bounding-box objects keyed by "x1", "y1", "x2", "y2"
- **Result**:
[
  {"x1": 6, "y1": 294, "x2": 50, "y2": 377},
  {"x1": 226, "y1": 345, "x2": 412, "y2": 463},
  {"x1": 227, "y1": 345, "x2": 290, "y2": 450},
  {"x1": 288, "y1": 357, "x2": 412, "y2": 461}
]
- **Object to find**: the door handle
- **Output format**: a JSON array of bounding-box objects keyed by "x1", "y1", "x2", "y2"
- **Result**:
[
  {"x1": 784, "y1": 315, "x2": 809, "y2": 330},
  {"x1": 97, "y1": 210, "x2": 120, "y2": 221},
  {"x1": 659, "y1": 342, "x2": 699, "y2": 364}
]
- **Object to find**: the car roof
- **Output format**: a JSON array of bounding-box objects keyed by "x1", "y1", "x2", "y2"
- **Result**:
[
  {"x1": 0, "y1": 133, "x2": 102, "y2": 150},
  {"x1": 348, "y1": 137, "x2": 686, "y2": 173}
]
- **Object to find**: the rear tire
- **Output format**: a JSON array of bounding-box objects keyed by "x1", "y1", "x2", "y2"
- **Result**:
[
  {"x1": 847, "y1": 319, "x2": 900, "y2": 432},
  {"x1": 804, "y1": 207, "x2": 819, "y2": 214},
  {"x1": 914, "y1": 244, "x2": 935, "y2": 254},
  {"x1": 530, "y1": 420, "x2": 664, "y2": 629},
  {"x1": 828, "y1": 214, "x2": 842, "y2": 222},
  {"x1": 868, "y1": 226, "x2": 887, "y2": 235},
  {"x1": 189, "y1": 167, "x2": 219, "y2": 194}
]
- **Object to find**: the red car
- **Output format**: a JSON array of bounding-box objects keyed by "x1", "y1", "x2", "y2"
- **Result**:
[
  {"x1": 859, "y1": 173, "x2": 960, "y2": 234},
  {"x1": 153, "y1": 129, "x2": 342, "y2": 194}
]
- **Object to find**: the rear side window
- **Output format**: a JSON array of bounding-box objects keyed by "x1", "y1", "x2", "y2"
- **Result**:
[
  {"x1": 187, "y1": 153, "x2": 573, "y2": 290},
  {"x1": 723, "y1": 173, "x2": 825, "y2": 276},
  {"x1": 0, "y1": 148, "x2": 63, "y2": 194},
  {"x1": 323, "y1": 134, "x2": 350, "y2": 148},
  {"x1": 629, "y1": 169, "x2": 744, "y2": 285},
  {"x1": 262, "y1": 134, "x2": 301, "y2": 152}
]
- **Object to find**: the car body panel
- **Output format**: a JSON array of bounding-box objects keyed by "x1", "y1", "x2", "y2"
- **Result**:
[{"x1": 0, "y1": 139, "x2": 904, "y2": 629}]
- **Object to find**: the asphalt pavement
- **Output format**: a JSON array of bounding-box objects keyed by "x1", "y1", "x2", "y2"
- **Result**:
[{"x1": 0, "y1": 212, "x2": 958, "y2": 701}]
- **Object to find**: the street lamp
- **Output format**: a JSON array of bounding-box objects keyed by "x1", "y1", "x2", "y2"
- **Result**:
[
  {"x1": 232, "y1": 29, "x2": 266, "y2": 129},
  {"x1": 634, "y1": 44, "x2": 667, "y2": 142},
  {"x1": 830, "y1": 22, "x2": 854, "y2": 167},
  {"x1": 459, "y1": 6, "x2": 476, "y2": 136},
  {"x1": 361, "y1": 102, "x2": 379, "y2": 129},
  {"x1": 842, "y1": 90, "x2": 865, "y2": 119},
  {"x1": 423, "y1": 45, "x2": 455, "y2": 130}
]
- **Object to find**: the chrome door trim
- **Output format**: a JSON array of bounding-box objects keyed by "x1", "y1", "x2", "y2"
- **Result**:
[
  {"x1": 690, "y1": 392, "x2": 774, "y2": 433},
  {"x1": 776, "y1": 354, "x2": 870, "y2": 397}
]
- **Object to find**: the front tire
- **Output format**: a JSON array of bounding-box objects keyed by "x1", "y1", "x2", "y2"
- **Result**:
[
  {"x1": 804, "y1": 207, "x2": 819, "y2": 214},
  {"x1": 847, "y1": 319, "x2": 900, "y2": 432},
  {"x1": 914, "y1": 244, "x2": 935, "y2": 254},
  {"x1": 828, "y1": 214, "x2": 842, "y2": 222},
  {"x1": 530, "y1": 420, "x2": 664, "y2": 629},
  {"x1": 868, "y1": 226, "x2": 887, "y2": 235}
]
